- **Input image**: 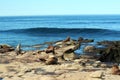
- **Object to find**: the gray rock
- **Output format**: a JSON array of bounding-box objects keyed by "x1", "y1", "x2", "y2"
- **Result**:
[{"x1": 90, "y1": 71, "x2": 103, "y2": 78}]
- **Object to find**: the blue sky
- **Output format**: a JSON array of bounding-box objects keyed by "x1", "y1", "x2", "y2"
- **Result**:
[{"x1": 0, "y1": 0, "x2": 120, "y2": 16}]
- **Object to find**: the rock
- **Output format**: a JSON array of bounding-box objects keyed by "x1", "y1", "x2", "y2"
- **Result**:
[
  {"x1": 97, "y1": 40, "x2": 120, "y2": 63},
  {"x1": 63, "y1": 45, "x2": 76, "y2": 53},
  {"x1": 84, "y1": 46, "x2": 96, "y2": 53},
  {"x1": 40, "y1": 76, "x2": 56, "y2": 80},
  {"x1": 78, "y1": 37, "x2": 84, "y2": 42},
  {"x1": 98, "y1": 45, "x2": 120, "y2": 63},
  {"x1": 54, "y1": 37, "x2": 81, "y2": 61},
  {"x1": 74, "y1": 59, "x2": 81, "y2": 63},
  {"x1": 23, "y1": 75, "x2": 42, "y2": 80},
  {"x1": 55, "y1": 44, "x2": 80, "y2": 61},
  {"x1": 97, "y1": 40, "x2": 120, "y2": 46},
  {"x1": 45, "y1": 66, "x2": 56, "y2": 73},
  {"x1": 63, "y1": 52, "x2": 77, "y2": 61},
  {"x1": 77, "y1": 37, "x2": 94, "y2": 43},
  {"x1": 4, "y1": 76, "x2": 23, "y2": 80},
  {"x1": 76, "y1": 59, "x2": 91, "y2": 65},
  {"x1": 92, "y1": 63, "x2": 99, "y2": 67},
  {"x1": 45, "y1": 55, "x2": 58, "y2": 65},
  {"x1": 59, "y1": 64, "x2": 73, "y2": 70},
  {"x1": 39, "y1": 52, "x2": 49, "y2": 62},
  {"x1": 80, "y1": 54, "x2": 95, "y2": 59},
  {"x1": 55, "y1": 70, "x2": 67, "y2": 75},
  {"x1": 100, "y1": 63, "x2": 107, "y2": 68},
  {"x1": 0, "y1": 44, "x2": 14, "y2": 53},
  {"x1": 82, "y1": 39, "x2": 94, "y2": 43},
  {"x1": 92, "y1": 61, "x2": 101, "y2": 67},
  {"x1": 90, "y1": 71, "x2": 103, "y2": 78},
  {"x1": 87, "y1": 78, "x2": 102, "y2": 80},
  {"x1": 34, "y1": 68, "x2": 46, "y2": 75},
  {"x1": 3, "y1": 77, "x2": 12, "y2": 80}
]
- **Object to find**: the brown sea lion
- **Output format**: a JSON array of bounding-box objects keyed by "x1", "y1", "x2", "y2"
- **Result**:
[
  {"x1": 45, "y1": 46, "x2": 55, "y2": 54},
  {"x1": 45, "y1": 55, "x2": 58, "y2": 65},
  {"x1": 111, "y1": 64, "x2": 120, "y2": 75},
  {"x1": 63, "y1": 36, "x2": 71, "y2": 42}
]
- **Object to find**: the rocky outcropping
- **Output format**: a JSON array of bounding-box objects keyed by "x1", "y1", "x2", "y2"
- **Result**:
[
  {"x1": 54, "y1": 37, "x2": 81, "y2": 61},
  {"x1": 0, "y1": 44, "x2": 14, "y2": 53},
  {"x1": 97, "y1": 41, "x2": 120, "y2": 63}
]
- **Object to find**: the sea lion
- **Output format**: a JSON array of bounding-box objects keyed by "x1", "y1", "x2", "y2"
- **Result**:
[
  {"x1": 45, "y1": 46, "x2": 55, "y2": 54},
  {"x1": 63, "y1": 36, "x2": 71, "y2": 42},
  {"x1": 111, "y1": 64, "x2": 120, "y2": 75},
  {"x1": 45, "y1": 55, "x2": 58, "y2": 65}
]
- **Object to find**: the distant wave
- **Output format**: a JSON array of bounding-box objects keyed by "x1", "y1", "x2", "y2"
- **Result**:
[{"x1": 1, "y1": 27, "x2": 120, "y2": 35}]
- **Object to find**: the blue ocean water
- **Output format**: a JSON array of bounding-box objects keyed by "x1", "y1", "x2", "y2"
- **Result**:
[{"x1": 0, "y1": 15, "x2": 120, "y2": 50}]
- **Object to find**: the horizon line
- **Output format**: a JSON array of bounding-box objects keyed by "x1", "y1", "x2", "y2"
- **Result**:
[{"x1": 0, "y1": 14, "x2": 120, "y2": 17}]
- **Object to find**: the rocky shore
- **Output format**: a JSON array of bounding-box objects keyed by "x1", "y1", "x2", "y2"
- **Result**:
[{"x1": 0, "y1": 37, "x2": 120, "y2": 80}]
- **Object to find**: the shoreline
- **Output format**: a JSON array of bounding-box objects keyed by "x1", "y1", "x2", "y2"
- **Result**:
[{"x1": 0, "y1": 37, "x2": 120, "y2": 80}]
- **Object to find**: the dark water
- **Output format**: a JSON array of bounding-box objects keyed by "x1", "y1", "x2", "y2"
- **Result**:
[{"x1": 0, "y1": 15, "x2": 120, "y2": 51}]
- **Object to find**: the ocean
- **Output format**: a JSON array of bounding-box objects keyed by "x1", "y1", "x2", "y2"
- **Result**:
[{"x1": 0, "y1": 15, "x2": 120, "y2": 51}]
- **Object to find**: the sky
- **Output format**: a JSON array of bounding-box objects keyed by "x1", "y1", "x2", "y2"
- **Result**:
[{"x1": 0, "y1": 0, "x2": 120, "y2": 16}]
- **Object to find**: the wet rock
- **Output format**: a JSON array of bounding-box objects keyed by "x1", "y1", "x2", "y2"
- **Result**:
[
  {"x1": 98, "y1": 46, "x2": 120, "y2": 63},
  {"x1": 96, "y1": 40, "x2": 120, "y2": 63},
  {"x1": 77, "y1": 37, "x2": 94, "y2": 43},
  {"x1": 97, "y1": 40, "x2": 120, "y2": 46},
  {"x1": 78, "y1": 37, "x2": 84, "y2": 42},
  {"x1": 81, "y1": 39, "x2": 94, "y2": 43},
  {"x1": 0, "y1": 44, "x2": 14, "y2": 53}
]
